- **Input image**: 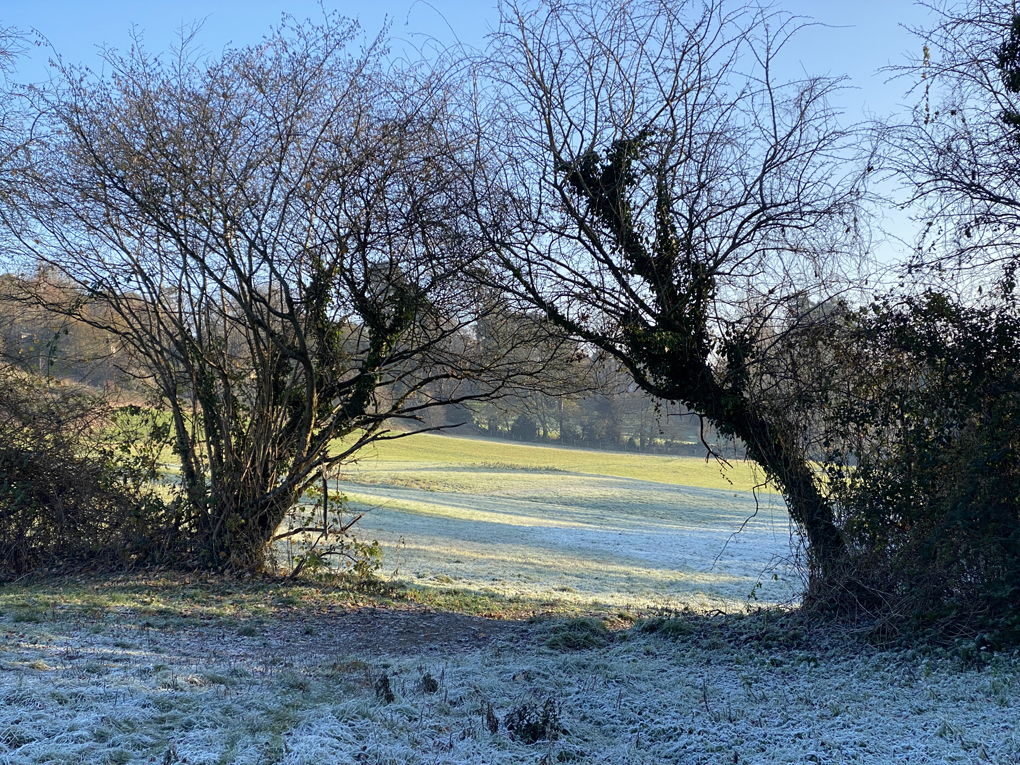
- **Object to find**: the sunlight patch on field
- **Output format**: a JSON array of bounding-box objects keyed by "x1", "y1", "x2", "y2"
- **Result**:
[
  {"x1": 343, "y1": 432, "x2": 770, "y2": 492},
  {"x1": 336, "y1": 456, "x2": 800, "y2": 612}
]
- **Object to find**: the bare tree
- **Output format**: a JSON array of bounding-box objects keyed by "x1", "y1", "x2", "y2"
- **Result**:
[
  {"x1": 880, "y1": 0, "x2": 1020, "y2": 289},
  {"x1": 10, "y1": 14, "x2": 553, "y2": 572},
  {"x1": 0, "y1": 26, "x2": 31, "y2": 243},
  {"x1": 479, "y1": 0, "x2": 869, "y2": 580}
]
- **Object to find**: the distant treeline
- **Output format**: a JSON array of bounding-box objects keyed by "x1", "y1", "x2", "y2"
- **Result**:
[
  {"x1": 429, "y1": 391, "x2": 735, "y2": 456},
  {"x1": 0, "y1": 274, "x2": 136, "y2": 390},
  {"x1": 0, "y1": 274, "x2": 732, "y2": 457}
]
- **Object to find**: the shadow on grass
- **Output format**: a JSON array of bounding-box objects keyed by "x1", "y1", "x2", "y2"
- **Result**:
[{"x1": 0, "y1": 569, "x2": 799, "y2": 636}]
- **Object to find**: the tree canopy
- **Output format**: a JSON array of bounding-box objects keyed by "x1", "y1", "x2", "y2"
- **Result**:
[
  {"x1": 475, "y1": 0, "x2": 869, "y2": 580},
  {"x1": 5, "y1": 14, "x2": 566, "y2": 571}
]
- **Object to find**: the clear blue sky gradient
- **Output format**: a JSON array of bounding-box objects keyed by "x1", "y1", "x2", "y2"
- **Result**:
[
  {"x1": 2, "y1": 1, "x2": 938, "y2": 260},
  {"x1": 3, "y1": 1, "x2": 935, "y2": 118}
]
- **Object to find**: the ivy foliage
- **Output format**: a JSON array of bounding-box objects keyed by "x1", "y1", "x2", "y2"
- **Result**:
[{"x1": 824, "y1": 293, "x2": 1020, "y2": 641}]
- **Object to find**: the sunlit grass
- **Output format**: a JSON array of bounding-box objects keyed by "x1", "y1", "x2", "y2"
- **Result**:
[
  {"x1": 342, "y1": 432, "x2": 771, "y2": 493},
  {"x1": 0, "y1": 572, "x2": 641, "y2": 624}
]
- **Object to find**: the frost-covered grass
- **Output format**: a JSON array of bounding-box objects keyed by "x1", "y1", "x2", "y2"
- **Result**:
[
  {"x1": 341, "y1": 478, "x2": 796, "y2": 612},
  {"x1": 4, "y1": 436, "x2": 1018, "y2": 763},
  {"x1": 333, "y1": 434, "x2": 796, "y2": 612},
  {"x1": 1, "y1": 589, "x2": 1018, "y2": 764}
]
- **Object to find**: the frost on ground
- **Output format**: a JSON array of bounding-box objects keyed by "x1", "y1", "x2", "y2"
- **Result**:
[
  {"x1": 1, "y1": 604, "x2": 1019, "y2": 764},
  {"x1": 3, "y1": 442, "x2": 1018, "y2": 764},
  {"x1": 337, "y1": 465, "x2": 799, "y2": 612}
]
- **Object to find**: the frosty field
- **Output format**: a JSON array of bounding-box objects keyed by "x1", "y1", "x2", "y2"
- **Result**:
[
  {"x1": 2, "y1": 584, "x2": 1019, "y2": 765},
  {"x1": 2, "y1": 434, "x2": 1018, "y2": 764},
  {"x1": 333, "y1": 434, "x2": 798, "y2": 611}
]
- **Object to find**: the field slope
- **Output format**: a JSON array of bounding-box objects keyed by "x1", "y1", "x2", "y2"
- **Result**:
[{"x1": 327, "y1": 433, "x2": 797, "y2": 611}]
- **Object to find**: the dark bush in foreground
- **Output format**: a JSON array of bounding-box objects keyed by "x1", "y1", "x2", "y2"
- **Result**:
[
  {"x1": 0, "y1": 369, "x2": 174, "y2": 577},
  {"x1": 823, "y1": 295, "x2": 1020, "y2": 643},
  {"x1": 504, "y1": 697, "x2": 565, "y2": 743}
]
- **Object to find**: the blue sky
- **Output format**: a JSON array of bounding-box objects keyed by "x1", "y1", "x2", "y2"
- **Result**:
[
  {"x1": 3, "y1": 1, "x2": 935, "y2": 121},
  {"x1": 2, "y1": 1, "x2": 938, "y2": 261}
]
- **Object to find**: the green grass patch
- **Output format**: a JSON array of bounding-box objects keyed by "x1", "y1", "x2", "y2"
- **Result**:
[
  {"x1": 345, "y1": 432, "x2": 768, "y2": 493},
  {"x1": 11, "y1": 610, "x2": 43, "y2": 624},
  {"x1": 637, "y1": 616, "x2": 699, "y2": 639},
  {"x1": 544, "y1": 617, "x2": 610, "y2": 650},
  {"x1": 0, "y1": 572, "x2": 609, "y2": 628}
]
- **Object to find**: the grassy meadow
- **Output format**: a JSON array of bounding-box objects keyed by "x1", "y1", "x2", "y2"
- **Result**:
[
  {"x1": 3, "y1": 434, "x2": 1019, "y2": 764},
  {"x1": 343, "y1": 431, "x2": 770, "y2": 491},
  {"x1": 318, "y1": 433, "x2": 798, "y2": 613}
]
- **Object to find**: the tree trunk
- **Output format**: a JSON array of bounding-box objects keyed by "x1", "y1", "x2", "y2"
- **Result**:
[
  {"x1": 637, "y1": 352, "x2": 850, "y2": 584},
  {"x1": 204, "y1": 488, "x2": 298, "y2": 573},
  {"x1": 737, "y1": 409, "x2": 848, "y2": 578}
]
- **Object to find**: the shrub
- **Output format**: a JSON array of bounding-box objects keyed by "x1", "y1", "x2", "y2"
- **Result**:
[
  {"x1": 503, "y1": 697, "x2": 564, "y2": 743},
  {"x1": 822, "y1": 294, "x2": 1020, "y2": 641},
  {"x1": 0, "y1": 367, "x2": 174, "y2": 577},
  {"x1": 544, "y1": 617, "x2": 609, "y2": 650},
  {"x1": 273, "y1": 486, "x2": 382, "y2": 583},
  {"x1": 637, "y1": 617, "x2": 697, "y2": 639}
]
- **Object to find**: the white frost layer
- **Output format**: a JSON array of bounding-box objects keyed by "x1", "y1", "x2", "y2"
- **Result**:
[
  {"x1": 338, "y1": 472, "x2": 799, "y2": 610},
  {"x1": 1, "y1": 618, "x2": 1018, "y2": 764}
]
